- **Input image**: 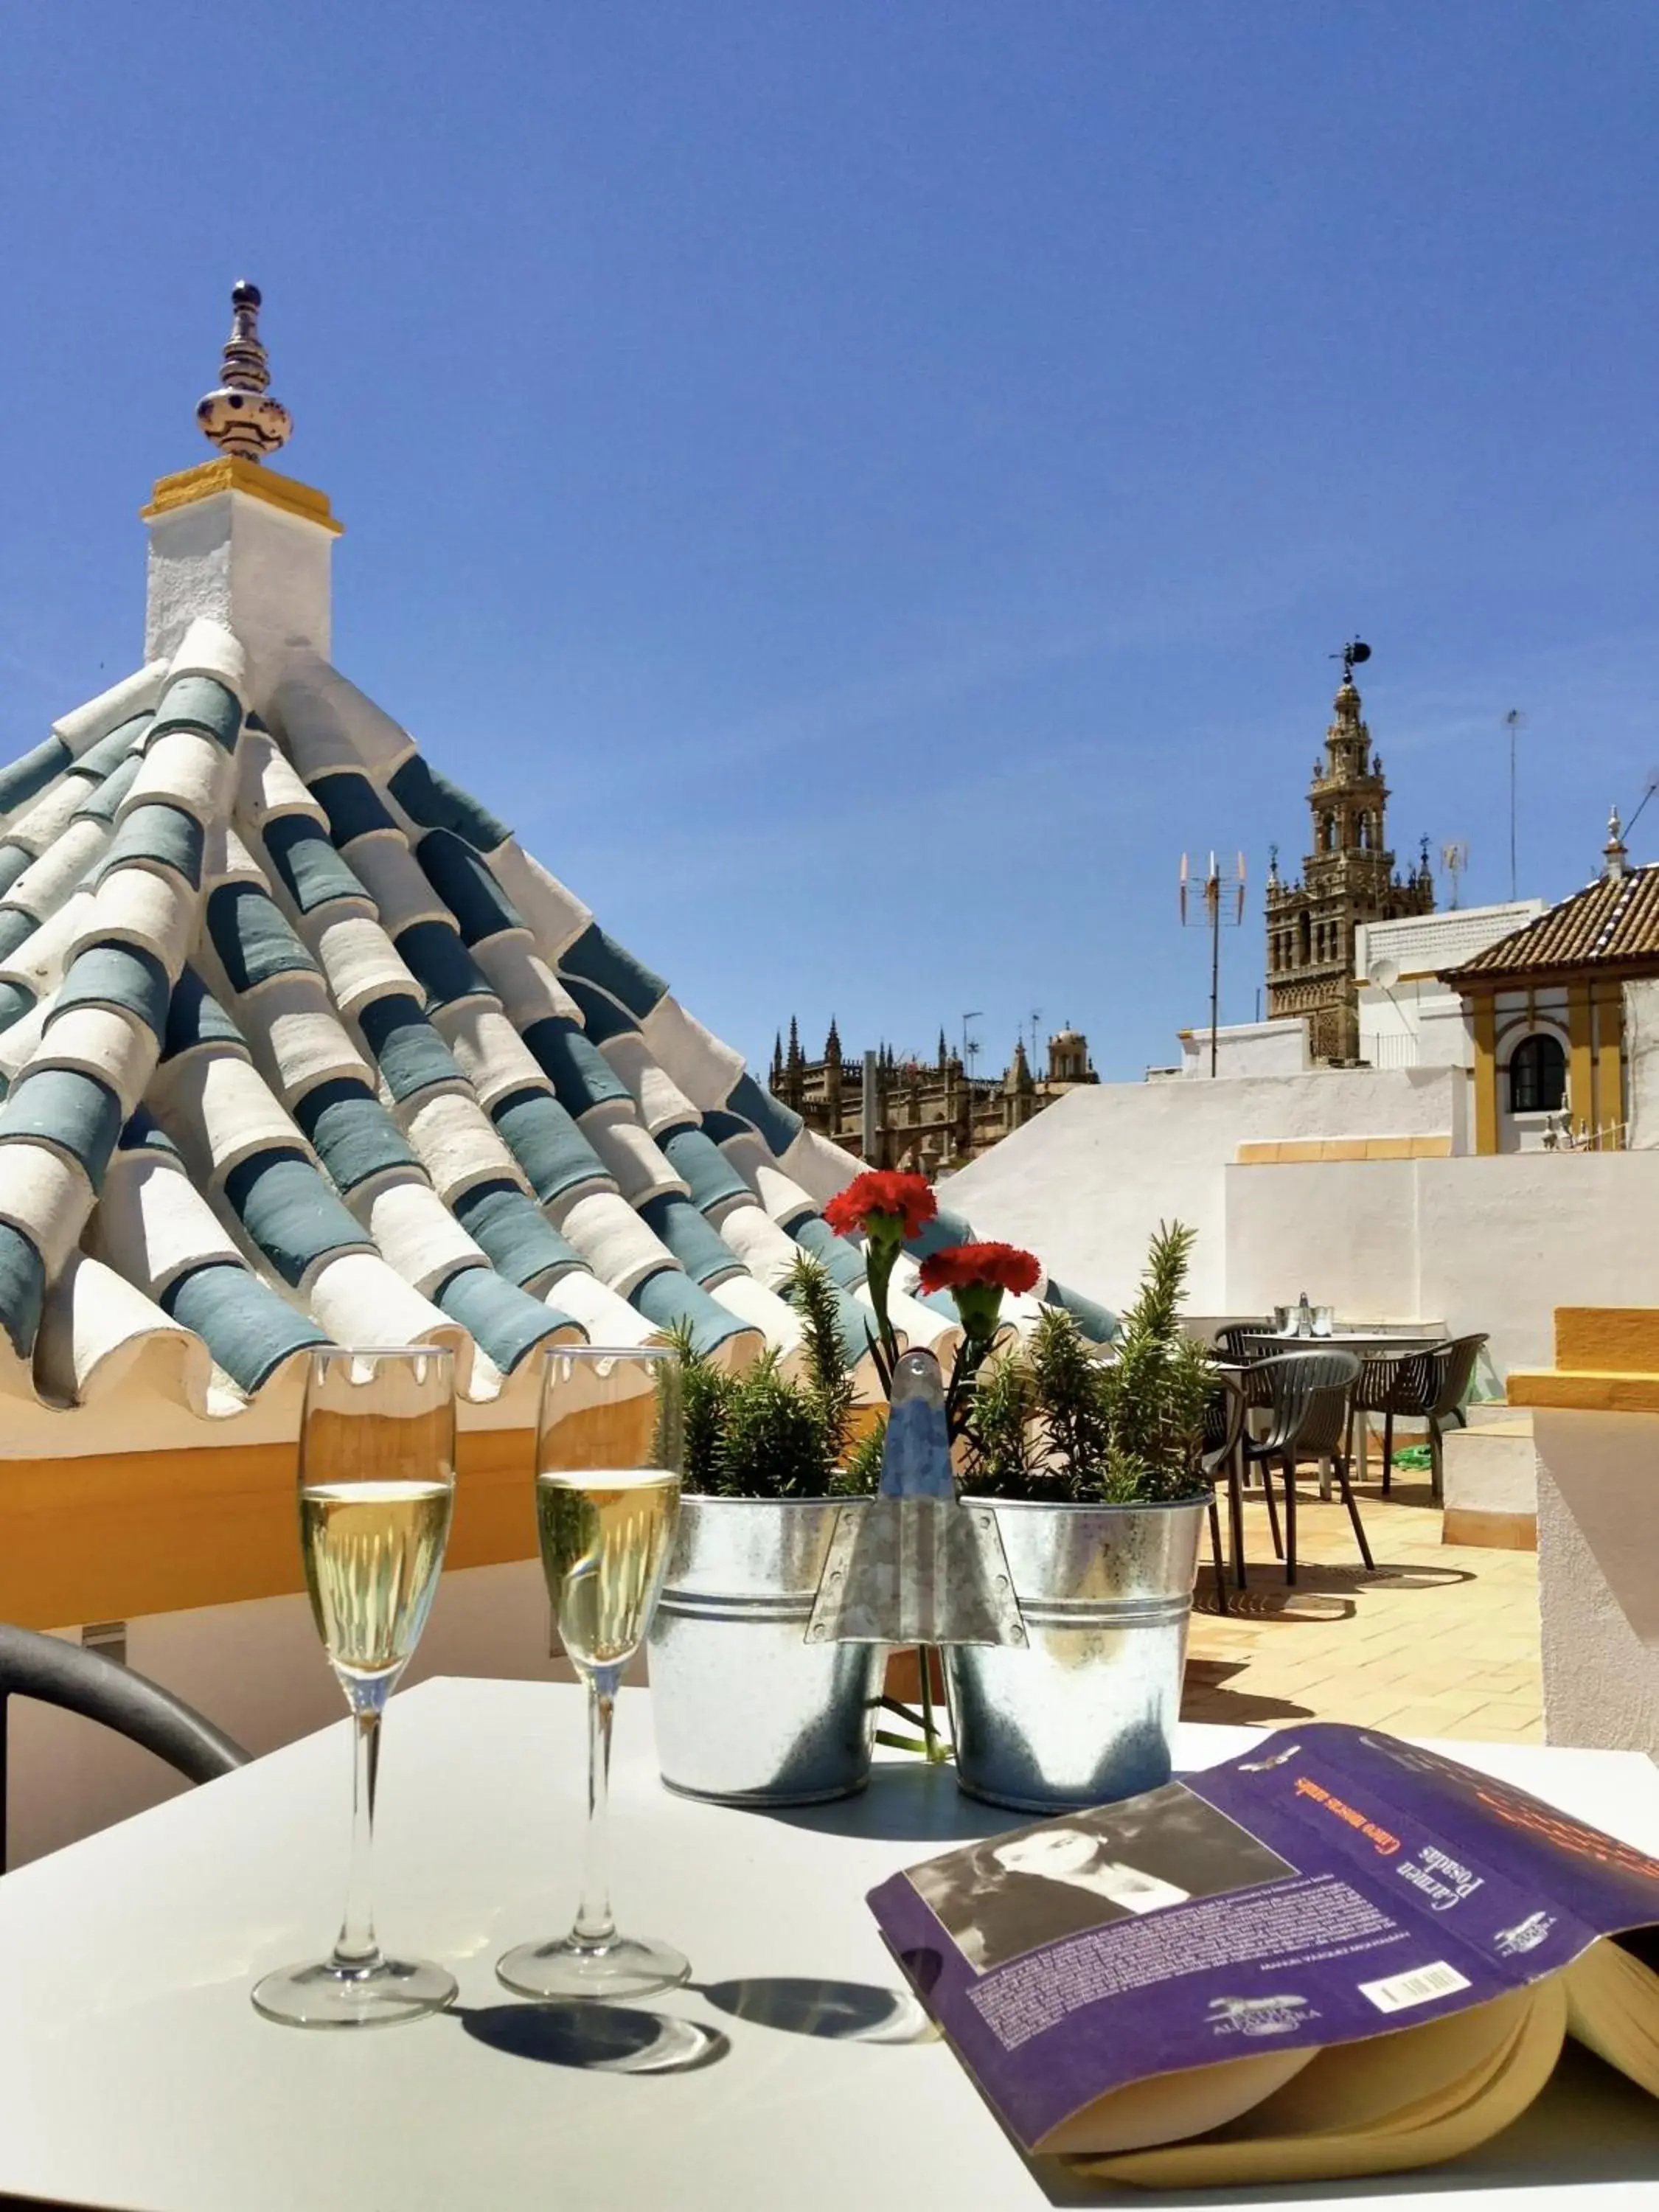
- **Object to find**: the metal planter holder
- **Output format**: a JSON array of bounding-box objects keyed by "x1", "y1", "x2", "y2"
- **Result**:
[
  {"x1": 648, "y1": 1496, "x2": 883, "y2": 1806},
  {"x1": 945, "y1": 1498, "x2": 1206, "y2": 1813}
]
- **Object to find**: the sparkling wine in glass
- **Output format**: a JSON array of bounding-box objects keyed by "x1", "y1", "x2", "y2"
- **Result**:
[
  {"x1": 252, "y1": 1346, "x2": 458, "y2": 2028},
  {"x1": 497, "y1": 1346, "x2": 686, "y2": 2002}
]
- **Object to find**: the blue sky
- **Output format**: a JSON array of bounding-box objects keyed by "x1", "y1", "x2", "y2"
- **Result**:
[{"x1": 3, "y1": 3, "x2": 1655, "y2": 1082}]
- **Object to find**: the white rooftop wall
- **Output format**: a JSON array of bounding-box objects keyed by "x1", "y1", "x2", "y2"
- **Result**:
[
  {"x1": 1175, "y1": 1018, "x2": 1310, "y2": 1079},
  {"x1": 1225, "y1": 1150, "x2": 1659, "y2": 1380},
  {"x1": 1354, "y1": 905, "x2": 1545, "y2": 1075},
  {"x1": 1624, "y1": 979, "x2": 1659, "y2": 1150},
  {"x1": 1354, "y1": 901, "x2": 1545, "y2": 981},
  {"x1": 938, "y1": 1066, "x2": 1464, "y2": 1312}
]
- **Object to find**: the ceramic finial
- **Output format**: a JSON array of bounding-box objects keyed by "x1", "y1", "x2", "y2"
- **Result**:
[{"x1": 195, "y1": 282, "x2": 292, "y2": 462}]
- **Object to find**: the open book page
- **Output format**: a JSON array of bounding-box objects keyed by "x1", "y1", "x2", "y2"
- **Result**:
[
  {"x1": 1565, "y1": 1938, "x2": 1659, "y2": 2095},
  {"x1": 1079, "y1": 1978, "x2": 1568, "y2": 2188},
  {"x1": 867, "y1": 1724, "x2": 1659, "y2": 2155}
]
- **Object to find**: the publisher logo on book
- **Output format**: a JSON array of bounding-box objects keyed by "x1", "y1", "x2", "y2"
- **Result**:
[
  {"x1": 1207, "y1": 1993, "x2": 1321, "y2": 2039},
  {"x1": 1494, "y1": 1911, "x2": 1555, "y2": 1956}
]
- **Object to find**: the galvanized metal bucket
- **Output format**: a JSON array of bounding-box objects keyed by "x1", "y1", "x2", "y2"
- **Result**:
[
  {"x1": 648, "y1": 1496, "x2": 884, "y2": 1805},
  {"x1": 945, "y1": 1498, "x2": 1206, "y2": 1813}
]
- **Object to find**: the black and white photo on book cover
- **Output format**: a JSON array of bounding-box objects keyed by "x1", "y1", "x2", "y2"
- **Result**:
[{"x1": 905, "y1": 1779, "x2": 1300, "y2": 1972}]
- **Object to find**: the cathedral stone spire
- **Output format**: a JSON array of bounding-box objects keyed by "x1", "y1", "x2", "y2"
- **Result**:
[
  {"x1": 195, "y1": 282, "x2": 293, "y2": 462},
  {"x1": 1265, "y1": 645, "x2": 1433, "y2": 1062},
  {"x1": 824, "y1": 1015, "x2": 842, "y2": 1061}
]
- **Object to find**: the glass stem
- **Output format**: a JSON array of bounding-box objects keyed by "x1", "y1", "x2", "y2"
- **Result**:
[
  {"x1": 571, "y1": 1664, "x2": 621, "y2": 1950},
  {"x1": 332, "y1": 1697, "x2": 385, "y2": 1975}
]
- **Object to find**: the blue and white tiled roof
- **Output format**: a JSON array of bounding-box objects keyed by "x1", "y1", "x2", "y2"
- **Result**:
[{"x1": 0, "y1": 625, "x2": 1115, "y2": 1425}]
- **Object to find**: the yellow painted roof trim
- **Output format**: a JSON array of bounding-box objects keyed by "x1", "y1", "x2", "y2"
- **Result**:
[
  {"x1": 1237, "y1": 1133, "x2": 1452, "y2": 1164},
  {"x1": 141, "y1": 456, "x2": 343, "y2": 535}
]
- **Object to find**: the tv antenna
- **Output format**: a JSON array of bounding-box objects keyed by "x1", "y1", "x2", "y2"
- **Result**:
[
  {"x1": 1441, "y1": 841, "x2": 1469, "y2": 910},
  {"x1": 1029, "y1": 1007, "x2": 1043, "y2": 1065},
  {"x1": 1504, "y1": 710, "x2": 1523, "y2": 900},
  {"x1": 1179, "y1": 852, "x2": 1247, "y2": 1078},
  {"x1": 1624, "y1": 770, "x2": 1659, "y2": 845},
  {"x1": 960, "y1": 1011, "x2": 982, "y2": 1077}
]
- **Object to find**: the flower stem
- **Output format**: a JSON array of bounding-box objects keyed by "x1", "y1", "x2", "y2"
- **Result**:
[{"x1": 866, "y1": 1243, "x2": 902, "y2": 1377}]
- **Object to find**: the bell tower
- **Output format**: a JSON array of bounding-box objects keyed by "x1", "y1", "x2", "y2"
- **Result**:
[{"x1": 1265, "y1": 644, "x2": 1434, "y2": 1062}]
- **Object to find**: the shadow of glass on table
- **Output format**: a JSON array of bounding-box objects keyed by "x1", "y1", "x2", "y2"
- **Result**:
[
  {"x1": 457, "y1": 2000, "x2": 729, "y2": 2076},
  {"x1": 695, "y1": 1977, "x2": 937, "y2": 2045}
]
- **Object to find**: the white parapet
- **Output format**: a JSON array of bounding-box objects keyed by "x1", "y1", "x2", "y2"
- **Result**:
[{"x1": 1534, "y1": 1404, "x2": 1659, "y2": 1756}]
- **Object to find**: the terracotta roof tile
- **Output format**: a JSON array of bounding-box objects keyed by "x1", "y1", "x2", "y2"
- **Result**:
[{"x1": 1445, "y1": 866, "x2": 1659, "y2": 979}]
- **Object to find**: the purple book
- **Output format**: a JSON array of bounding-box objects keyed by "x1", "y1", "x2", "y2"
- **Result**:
[{"x1": 867, "y1": 1723, "x2": 1659, "y2": 2157}]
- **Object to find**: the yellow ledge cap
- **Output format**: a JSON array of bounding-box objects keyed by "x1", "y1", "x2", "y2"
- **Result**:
[
  {"x1": 1507, "y1": 1369, "x2": 1659, "y2": 1415},
  {"x1": 142, "y1": 457, "x2": 343, "y2": 535}
]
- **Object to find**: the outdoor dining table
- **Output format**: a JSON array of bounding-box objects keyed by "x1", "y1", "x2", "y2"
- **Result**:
[{"x1": 1, "y1": 1676, "x2": 1658, "y2": 2209}]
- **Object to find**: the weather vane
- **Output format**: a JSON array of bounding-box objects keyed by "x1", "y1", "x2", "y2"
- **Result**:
[{"x1": 1331, "y1": 638, "x2": 1372, "y2": 684}]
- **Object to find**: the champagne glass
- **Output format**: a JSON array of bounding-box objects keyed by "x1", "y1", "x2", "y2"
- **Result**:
[
  {"x1": 497, "y1": 1345, "x2": 686, "y2": 2002},
  {"x1": 253, "y1": 1346, "x2": 458, "y2": 2028}
]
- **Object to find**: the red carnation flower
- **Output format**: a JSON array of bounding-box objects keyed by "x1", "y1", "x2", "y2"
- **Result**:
[
  {"x1": 918, "y1": 1242, "x2": 1042, "y2": 1299},
  {"x1": 822, "y1": 1170, "x2": 937, "y2": 1243}
]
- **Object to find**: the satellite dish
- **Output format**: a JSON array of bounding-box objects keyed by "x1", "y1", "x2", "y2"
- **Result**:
[{"x1": 1368, "y1": 956, "x2": 1400, "y2": 991}]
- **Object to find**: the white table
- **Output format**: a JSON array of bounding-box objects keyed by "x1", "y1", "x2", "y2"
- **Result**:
[{"x1": 2, "y1": 1678, "x2": 1659, "y2": 2211}]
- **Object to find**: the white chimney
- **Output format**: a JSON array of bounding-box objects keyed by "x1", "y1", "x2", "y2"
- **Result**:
[{"x1": 140, "y1": 282, "x2": 340, "y2": 709}]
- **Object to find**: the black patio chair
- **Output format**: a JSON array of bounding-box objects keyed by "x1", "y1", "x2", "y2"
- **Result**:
[
  {"x1": 1212, "y1": 1329, "x2": 1293, "y2": 1555},
  {"x1": 1352, "y1": 1335, "x2": 1489, "y2": 1503},
  {"x1": 1213, "y1": 1323, "x2": 1270, "y2": 1363},
  {"x1": 1239, "y1": 1349, "x2": 1372, "y2": 1585},
  {"x1": 0, "y1": 1624, "x2": 249, "y2": 1874},
  {"x1": 1201, "y1": 1371, "x2": 1249, "y2": 1613}
]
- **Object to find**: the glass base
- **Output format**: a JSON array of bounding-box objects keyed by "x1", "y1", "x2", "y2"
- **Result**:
[
  {"x1": 495, "y1": 1932, "x2": 690, "y2": 2003},
  {"x1": 251, "y1": 1954, "x2": 458, "y2": 2028}
]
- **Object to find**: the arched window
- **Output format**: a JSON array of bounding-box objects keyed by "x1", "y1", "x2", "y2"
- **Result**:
[
  {"x1": 1509, "y1": 1034, "x2": 1567, "y2": 1115},
  {"x1": 1298, "y1": 911, "x2": 1310, "y2": 965}
]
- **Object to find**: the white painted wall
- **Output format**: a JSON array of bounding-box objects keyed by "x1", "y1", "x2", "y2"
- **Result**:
[
  {"x1": 1625, "y1": 978, "x2": 1659, "y2": 1150},
  {"x1": 941, "y1": 1066, "x2": 1464, "y2": 1313},
  {"x1": 1225, "y1": 1158, "x2": 1421, "y2": 1325},
  {"x1": 1356, "y1": 978, "x2": 1474, "y2": 1071},
  {"x1": 949, "y1": 1071, "x2": 1659, "y2": 1382},
  {"x1": 1225, "y1": 1151, "x2": 1659, "y2": 1380},
  {"x1": 1354, "y1": 904, "x2": 1542, "y2": 1078},
  {"x1": 1176, "y1": 1020, "x2": 1310, "y2": 1079}
]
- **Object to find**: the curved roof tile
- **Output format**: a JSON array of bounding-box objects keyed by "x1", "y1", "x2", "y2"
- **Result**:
[{"x1": 0, "y1": 626, "x2": 1111, "y2": 1419}]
